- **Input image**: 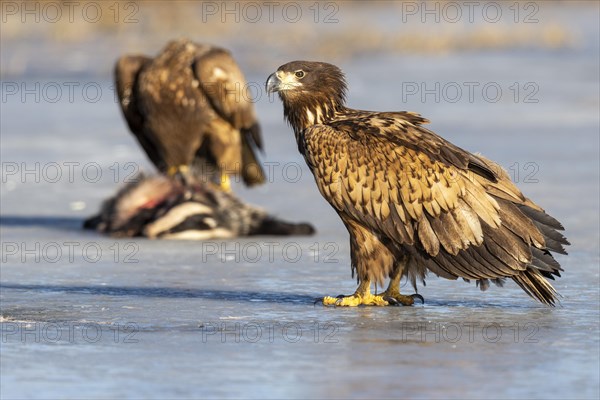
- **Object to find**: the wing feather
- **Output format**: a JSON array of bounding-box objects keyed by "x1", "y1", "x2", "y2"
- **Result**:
[
  {"x1": 302, "y1": 117, "x2": 564, "y2": 284},
  {"x1": 193, "y1": 48, "x2": 265, "y2": 185},
  {"x1": 418, "y1": 218, "x2": 440, "y2": 256},
  {"x1": 114, "y1": 55, "x2": 164, "y2": 168},
  {"x1": 193, "y1": 48, "x2": 256, "y2": 132},
  {"x1": 303, "y1": 122, "x2": 498, "y2": 256}
]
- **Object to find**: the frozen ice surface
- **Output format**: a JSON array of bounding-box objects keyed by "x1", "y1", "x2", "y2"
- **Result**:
[{"x1": 1, "y1": 4, "x2": 599, "y2": 399}]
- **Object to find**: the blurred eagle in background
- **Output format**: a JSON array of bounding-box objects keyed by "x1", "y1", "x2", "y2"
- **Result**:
[
  {"x1": 267, "y1": 61, "x2": 569, "y2": 307},
  {"x1": 115, "y1": 39, "x2": 265, "y2": 191}
]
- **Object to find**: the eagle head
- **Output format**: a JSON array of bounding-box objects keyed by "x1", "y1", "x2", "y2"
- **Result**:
[{"x1": 266, "y1": 61, "x2": 347, "y2": 130}]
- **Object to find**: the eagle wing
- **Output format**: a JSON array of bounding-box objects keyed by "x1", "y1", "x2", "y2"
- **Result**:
[
  {"x1": 302, "y1": 112, "x2": 566, "y2": 283},
  {"x1": 193, "y1": 49, "x2": 265, "y2": 185},
  {"x1": 114, "y1": 55, "x2": 165, "y2": 170}
]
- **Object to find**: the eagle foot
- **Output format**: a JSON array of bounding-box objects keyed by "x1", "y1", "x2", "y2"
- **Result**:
[
  {"x1": 381, "y1": 292, "x2": 424, "y2": 306},
  {"x1": 219, "y1": 174, "x2": 232, "y2": 192},
  {"x1": 168, "y1": 165, "x2": 191, "y2": 185},
  {"x1": 321, "y1": 294, "x2": 389, "y2": 307}
]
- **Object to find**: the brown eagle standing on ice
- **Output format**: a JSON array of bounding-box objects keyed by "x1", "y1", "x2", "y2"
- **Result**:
[
  {"x1": 266, "y1": 61, "x2": 569, "y2": 306},
  {"x1": 115, "y1": 39, "x2": 265, "y2": 190}
]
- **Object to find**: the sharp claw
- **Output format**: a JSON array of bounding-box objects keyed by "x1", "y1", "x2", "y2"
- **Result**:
[
  {"x1": 329, "y1": 295, "x2": 345, "y2": 306},
  {"x1": 411, "y1": 293, "x2": 425, "y2": 304},
  {"x1": 383, "y1": 296, "x2": 400, "y2": 306}
]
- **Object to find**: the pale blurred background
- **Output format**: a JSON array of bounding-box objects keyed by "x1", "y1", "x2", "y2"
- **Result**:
[{"x1": 0, "y1": 1, "x2": 590, "y2": 77}]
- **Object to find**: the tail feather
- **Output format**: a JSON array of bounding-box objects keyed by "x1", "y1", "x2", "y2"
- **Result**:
[
  {"x1": 531, "y1": 247, "x2": 562, "y2": 270},
  {"x1": 512, "y1": 268, "x2": 560, "y2": 306},
  {"x1": 518, "y1": 204, "x2": 565, "y2": 231},
  {"x1": 542, "y1": 236, "x2": 568, "y2": 255},
  {"x1": 531, "y1": 220, "x2": 571, "y2": 246}
]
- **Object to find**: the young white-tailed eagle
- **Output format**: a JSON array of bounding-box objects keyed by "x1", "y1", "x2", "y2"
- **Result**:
[
  {"x1": 115, "y1": 39, "x2": 265, "y2": 190},
  {"x1": 266, "y1": 61, "x2": 569, "y2": 306}
]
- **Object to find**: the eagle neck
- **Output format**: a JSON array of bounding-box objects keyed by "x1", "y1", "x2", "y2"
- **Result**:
[{"x1": 283, "y1": 98, "x2": 344, "y2": 143}]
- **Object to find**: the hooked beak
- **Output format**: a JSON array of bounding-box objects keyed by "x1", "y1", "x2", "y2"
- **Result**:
[{"x1": 266, "y1": 72, "x2": 281, "y2": 94}]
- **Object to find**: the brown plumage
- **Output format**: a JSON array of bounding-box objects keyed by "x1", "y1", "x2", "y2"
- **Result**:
[
  {"x1": 115, "y1": 39, "x2": 265, "y2": 187},
  {"x1": 267, "y1": 61, "x2": 569, "y2": 306}
]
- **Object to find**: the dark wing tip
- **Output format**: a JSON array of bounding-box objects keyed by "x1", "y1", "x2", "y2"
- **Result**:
[
  {"x1": 246, "y1": 122, "x2": 264, "y2": 152},
  {"x1": 467, "y1": 160, "x2": 498, "y2": 183}
]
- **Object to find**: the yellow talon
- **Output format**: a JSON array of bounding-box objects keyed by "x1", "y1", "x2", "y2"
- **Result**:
[
  {"x1": 220, "y1": 174, "x2": 232, "y2": 192},
  {"x1": 322, "y1": 294, "x2": 389, "y2": 307},
  {"x1": 377, "y1": 264, "x2": 424, "y2": 306},
  {"x1": 321, "y1": 279, "x2": 397, "y2": 307},
  {"x1": 167, "y1": 165, "x2": 189, "y2": 177},
  {"x1": 167, "y1": 166, "x2": 178, "y2": 176}
]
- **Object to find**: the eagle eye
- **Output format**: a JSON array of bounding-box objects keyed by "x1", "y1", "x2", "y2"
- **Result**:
[{"x1": 294, "y1": 70, "x2": 305, "y2": 78}]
